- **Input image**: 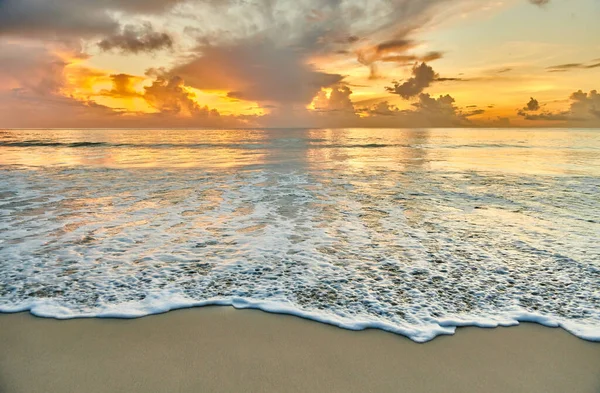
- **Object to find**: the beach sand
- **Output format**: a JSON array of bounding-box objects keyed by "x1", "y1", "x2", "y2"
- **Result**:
[{"x1": 1, "y1": 307, "x2": 599, "y2": 393}]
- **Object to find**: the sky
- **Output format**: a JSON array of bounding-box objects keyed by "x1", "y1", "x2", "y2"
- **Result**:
[{"x1": 0, "y1": 0, "x2": 599, "y2": 128}]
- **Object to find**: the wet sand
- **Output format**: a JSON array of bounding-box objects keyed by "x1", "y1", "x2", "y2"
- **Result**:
[{"x1": 1, "y1": 307, "x2": 599, "y2": 393}]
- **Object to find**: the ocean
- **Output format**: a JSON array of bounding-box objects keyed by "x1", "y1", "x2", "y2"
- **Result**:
[{"x1": 0, "y1": 128, "x2": 598, "y2": 342}]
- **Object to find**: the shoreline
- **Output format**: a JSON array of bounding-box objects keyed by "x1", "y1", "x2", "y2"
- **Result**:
[
  {"x1": 2, "y1": 297, "x2": 599, "y2": 343},
  {"x1": 1, "y1": 306, "x2": 599, "y2": 393}
]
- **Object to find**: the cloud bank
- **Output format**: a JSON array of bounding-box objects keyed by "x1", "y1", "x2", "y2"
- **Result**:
[
  {"x1": 518, "y1": 90, "x2": 600, "y2": 126},
  {"x1": 0, "y1": 0, "x2": 596, "y2": 128}
]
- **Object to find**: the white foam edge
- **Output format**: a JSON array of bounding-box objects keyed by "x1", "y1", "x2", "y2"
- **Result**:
[{"x1": 1, "y1": 293, "x2": 598, "y2": 343}]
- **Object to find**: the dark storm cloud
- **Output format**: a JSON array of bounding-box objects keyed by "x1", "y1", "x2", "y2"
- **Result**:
[
  {"x1": 98, "y1": 23, "x2": 173, "y2": 54},
  {"x1": 523, "y1": 97, "x2": 540, "y2": 111},
  {"x1": 169, "y1": 0, "x2": 452, "y2": 106},
  {"x1": 170, "y1": 40, "x2": 343, "y2": 105},
  {"x1": 0, "y1": 0, "x2": 185, "y2": 38},
  {"x1": 385, "y1": 63, "x2": 437, "y2": 99},
  {"x1": 384, "y1": 62, "x2": 466, "y2": 99},
  {"x1": 0, "y1": 0, "x2": 117, "y2": 37},
  {"x1": 529, "y1": 0, "x2": 550, "y2": 6}
]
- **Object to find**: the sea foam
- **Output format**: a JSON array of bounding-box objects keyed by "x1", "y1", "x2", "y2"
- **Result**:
[{"x1": 1, "y1": 129, "x2": 599, "y2": 342}]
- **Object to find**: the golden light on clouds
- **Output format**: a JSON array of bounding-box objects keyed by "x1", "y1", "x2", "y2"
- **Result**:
[{"x1": 0, "y1": 0, "x2": 598, "y2": 128}]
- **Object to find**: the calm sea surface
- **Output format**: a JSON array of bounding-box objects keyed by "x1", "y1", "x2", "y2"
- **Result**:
[{"x1": 0, "y1": 128, "x2": 598, "y2": 341}]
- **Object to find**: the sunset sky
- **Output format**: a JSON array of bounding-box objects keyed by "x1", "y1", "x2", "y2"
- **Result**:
[{"x1": 0, "y1": 0, "x2": 599, "y2": 128}]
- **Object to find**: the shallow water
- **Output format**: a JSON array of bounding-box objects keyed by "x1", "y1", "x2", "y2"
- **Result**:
[{"x1": 1, "y1": 128, "x2": 599, "y2": 342}]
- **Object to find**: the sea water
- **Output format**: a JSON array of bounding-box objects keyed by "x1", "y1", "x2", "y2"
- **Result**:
[{"x1": 0, "y1": 128, "x2": 598, "y2": 342}]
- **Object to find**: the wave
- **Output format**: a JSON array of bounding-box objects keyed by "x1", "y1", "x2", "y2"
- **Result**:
[
  {"x1": 330, "y1": 143, "x2": 395, "y2": 148},
  {"x1": 445, "y1": 143, "x2": 532, "y2": 149},
  {"x1": 2, "y1": 136, "x2": 598, "y2": 344},
  {"x1": 0, "y1": 140, "x2": 401, "y2": 149},
  {"x1": 1, "y1": 140, "x2": 572, "y2": 151},
  {"x1": 0, "y1": 140, "x2": 112, "y2": 147},
  {"x1": 1, "y1": 296, "x2": 598, "y2": 343}
]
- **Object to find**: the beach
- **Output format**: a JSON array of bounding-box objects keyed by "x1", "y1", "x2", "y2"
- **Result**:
[
  {"x1": 1, "y1": 307, "x2": 599, "y2": 393},
  {"x1": 1, "y1": 128, "x2": 599, "y2": 392},
  {"x1": 1, "y1": 0, "x2": 600, "y2": 389}
]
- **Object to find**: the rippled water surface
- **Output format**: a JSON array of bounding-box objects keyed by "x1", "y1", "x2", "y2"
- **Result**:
[{"x1": 1, "y1": 128, "x2": 599, "y2": 342}]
